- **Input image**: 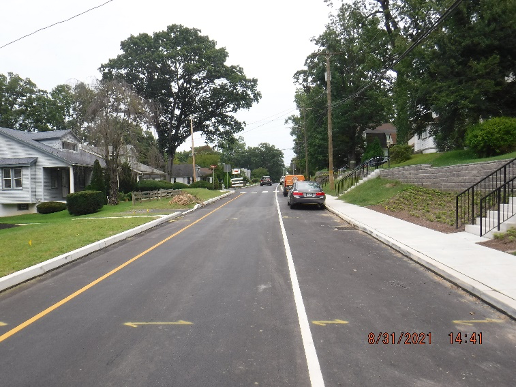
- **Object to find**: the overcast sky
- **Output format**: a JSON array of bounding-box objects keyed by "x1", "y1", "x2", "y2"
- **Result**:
[{"x1": 1, "y1": 0, "x2": 335, "y2": 166}]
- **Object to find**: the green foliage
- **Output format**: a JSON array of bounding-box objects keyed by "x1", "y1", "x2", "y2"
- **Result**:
[
  {"x1": 362, "y1": 137, "x2": 384, "y2": 162},
  {"x1": 189, "y1": 180, "x2": 213, "y2": 189},
  {"x1": 465, "y1": 117, "x2": 516, "y2": 157},
  {"x1": 136, "y1": 180, "x2": 187, "y2": 191},
  {"x1": 251, "y1": 167, "x2": 269, "y2": 180},
  {"x1": 223, "y1": 142, "x2": 284, "y2": 182},
  {"x1": 389, "y1": 144, "x2": 413, "y2": 164},
  {"x1": 36, "y1": 201, "x2": 67, "y2": 214},
  {"x1": 87, "y1": 159, "x2": 106, "y2": 192},
  {"x1": 66, "y1": 191, "x2": 105, "y2": 216},
  {"x1": 119, "y1": 161, "x2": 137, "y2": 193},
  {"x1": 100, "y1": 25, "x2": 261, "y2": 167},
  {"x1": 341, "y1": 178, "x2": 408, "y2": 206}
]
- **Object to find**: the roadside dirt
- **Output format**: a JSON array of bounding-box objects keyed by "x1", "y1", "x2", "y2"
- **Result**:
[{"x1": 368, "y1": 205, "x2": 516, "y2": 254}]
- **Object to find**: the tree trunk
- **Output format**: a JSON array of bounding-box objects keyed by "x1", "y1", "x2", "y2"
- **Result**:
[{"x1": 166, "y1": 148, "x2": 177, "y2": 183}]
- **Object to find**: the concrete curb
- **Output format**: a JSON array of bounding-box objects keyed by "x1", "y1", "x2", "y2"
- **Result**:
[
  {"x1": 325, "y1": 203, "x2": 516, "y2": 319},
  {"x1": 0, "y1": 191, "x2": 234, "y2": 293}
]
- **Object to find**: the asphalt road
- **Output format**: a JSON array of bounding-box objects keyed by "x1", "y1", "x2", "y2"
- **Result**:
[{"x1": 0, "y1": 184, "x2": 515, "y2": 386}]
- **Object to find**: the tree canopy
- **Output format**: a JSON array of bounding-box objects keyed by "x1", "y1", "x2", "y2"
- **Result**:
[
  {"x1": 290, "y1": 0, "x2": 516, "y2": 167},
  {"x1": 100, "y1": 24, "x2": 261, "y2": 179}
]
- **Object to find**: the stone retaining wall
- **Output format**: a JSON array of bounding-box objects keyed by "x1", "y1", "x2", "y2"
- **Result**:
[{"x1": 379, "y1": 159, "x2": 513, "y2": 192}]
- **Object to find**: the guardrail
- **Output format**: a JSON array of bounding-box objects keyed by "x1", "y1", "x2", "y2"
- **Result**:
[{"x1": 131, "y1": 189, "x2": 182, "y2": 205}]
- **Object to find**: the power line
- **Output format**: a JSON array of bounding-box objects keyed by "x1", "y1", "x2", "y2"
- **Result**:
[{"x1": 0, "y1": 0, "x2": 115, "y2": 50}]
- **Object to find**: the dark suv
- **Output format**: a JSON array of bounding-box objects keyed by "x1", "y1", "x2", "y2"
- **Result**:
[{"x1": 260, "y1": 176, "x2": 272, "y2": 186}]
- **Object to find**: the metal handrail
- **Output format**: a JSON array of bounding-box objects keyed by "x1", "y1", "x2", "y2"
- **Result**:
[
  {"x1": 479, "y1": 176, "x2": 516, "y2": 236},
  {"x1": 334, "y1": 159, "x2": 387, "y2": 195},
  {"x1": 455, "y1": 158, "x2": 516, "y2": 229}
]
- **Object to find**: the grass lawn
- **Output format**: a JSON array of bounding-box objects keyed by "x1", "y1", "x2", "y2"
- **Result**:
[
  {"x1": 390, "y1": 149, "x2": 516, "y2": 168},
  {"x1": 341, "y1": 178, "x2": 457, "y2": 227},
  {"x1": 0, "y1": 189, "x2": 226, "y2": 277}
]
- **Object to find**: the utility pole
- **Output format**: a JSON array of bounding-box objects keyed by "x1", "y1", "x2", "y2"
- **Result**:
[
  {"x1": 190, "y1": 117, "x2": 197, "y2": 183},
  {"x1": 326, "y1": 52, "x2": 335, "y2": 190}
]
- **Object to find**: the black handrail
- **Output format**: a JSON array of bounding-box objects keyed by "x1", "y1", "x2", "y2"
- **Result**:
[
  {"x1": 456, "y1": 158, "x2": 516, "y2": 229},
  {"x1": 479, "y1": 176, "x2": 516, "y2": 236},
  {"x1": 334, "y1": 157, "x2": 388, "y2": 195}
]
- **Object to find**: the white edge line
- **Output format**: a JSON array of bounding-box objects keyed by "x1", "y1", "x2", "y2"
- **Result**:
[{"x1": 275, "y1": 187, "x2": 325, "y2": 387}]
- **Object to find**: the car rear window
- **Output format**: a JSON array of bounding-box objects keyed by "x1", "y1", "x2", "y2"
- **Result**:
[{"x1": 296, "y1": 181, "x2": 321, "y2": 190}]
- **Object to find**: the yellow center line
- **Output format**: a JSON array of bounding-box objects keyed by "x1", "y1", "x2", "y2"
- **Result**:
[{"x1": 0, "y1": 194, "x2": 242, "y2": 344}]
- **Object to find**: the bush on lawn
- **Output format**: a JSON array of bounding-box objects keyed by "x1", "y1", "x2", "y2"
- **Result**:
[
  {"x1": 136, "y1": 180, "x2": 188, "y2": 191},
  {"x1": 189, "y1": 180, "x2": 212, "y2": 189},
  {"x1": 66, "y1": 190, "x2": 105, "y2": 216},
  {"x1": 389, "y1": 144, "x2": 413, "y2": 164},
  {"x1": 465, "y1": 117, "x2": 516, "y2": 157},
  {"x1": 36, "y1": 201, "x2": 67, "y2": 214}
]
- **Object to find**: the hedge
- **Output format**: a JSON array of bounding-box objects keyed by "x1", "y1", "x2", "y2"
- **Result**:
[
  {"x1": 66, "y1": 190, "x2": 105, "y2": 216},
  {"x1": 36, "y1": 201, "x2": 67, "y2": 214}
]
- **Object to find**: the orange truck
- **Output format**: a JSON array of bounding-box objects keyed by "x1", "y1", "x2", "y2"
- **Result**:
[{"x1": 282, "y1": 174, "x2": 305, "y2": 196}]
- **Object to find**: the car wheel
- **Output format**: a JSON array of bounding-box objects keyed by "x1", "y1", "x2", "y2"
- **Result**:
[{"x1": 319, "y1": 204, "x2": 326, "y2": 210}]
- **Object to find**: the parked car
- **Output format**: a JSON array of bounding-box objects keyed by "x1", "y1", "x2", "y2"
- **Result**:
[
  {"x1": 283, "y1": 174, "x2": 305, "y2": 196},
  {"x1": 260, "y1": 176, "x2": 272, "y2": 186},
  {"x1": 287, "y1": 181, "x2": 326, "y2": 209},
  {"x1": 366, "y1": 156, "x2": 389, "y2": 167}
]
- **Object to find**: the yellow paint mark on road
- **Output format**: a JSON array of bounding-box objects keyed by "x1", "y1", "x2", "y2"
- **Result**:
[
  {"x1": 0, "y1": 322, "x2": 7, "y2": 327},
  {"x1": 0, "y1": 194, "x2": 244, "y2": 344},
  {"x1": 124, "y1": 321, "x2": 192, "y2": 328},
  {"x1": 312, "y1": 319, "x2": 349, "y2": 326},
  {"x1": 453, "y1": 318, "x2": 504, "y2": 326}
]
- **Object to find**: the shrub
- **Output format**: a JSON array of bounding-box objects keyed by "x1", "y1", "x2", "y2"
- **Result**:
[
  {"x1": 189, "y1": 180, "x2": 212, "y2": 189},
  {"x1": 119, "y1": 162, "x2": 137, "y2": 193},
  {"x1": 37, "y1": 201, "x2": 67, "y2": 214},
  {"x1": 67, "y1": 190, "x2": 105, "y2": 216},
  {"x1": 389, "y1": 144, "x2": 413, "y2": 164},
  {"x1": 362, "y1": 137, "x2": 385, "y2": 162},
  {"x1": 136, "y1": 180, "x2": 188, "y2": 191},
  {"x1": 465, "y1": 117, "x2": 516, "y2": 157}
]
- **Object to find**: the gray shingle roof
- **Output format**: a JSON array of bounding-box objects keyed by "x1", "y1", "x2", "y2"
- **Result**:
[
  {"x1": 0, "y1": 127, "x2": 104, "y2": 167},
  {"x1": 0, "y1": 157, "x2": 38, "y2": 166}
]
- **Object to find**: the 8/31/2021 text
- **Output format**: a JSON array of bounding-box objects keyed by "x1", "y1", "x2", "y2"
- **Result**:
[{"x1": 368, "y1": 332, "x2": 432, "y2": 344}]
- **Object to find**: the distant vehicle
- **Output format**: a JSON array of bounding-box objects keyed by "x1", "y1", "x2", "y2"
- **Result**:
[
  {"x1": 279, "y1": 176, "x2": 285, "y2": 185},
  {"x1": 366, "y1": 156, "x2": 389, "y2": 168},
  {"x1": 288, "y1": 180, "x2": 326, "y2": 209},
  {"x1": 283, "y1": 174, "x2": 305, "y2": 197},
  {"x1": 231, "y1": 177, "x2": 245, "y2": 188},
  {"x1": 260, "y1": 176, "x2": 272, "y2": 186}
]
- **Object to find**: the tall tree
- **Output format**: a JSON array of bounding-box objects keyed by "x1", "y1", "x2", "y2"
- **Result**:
[
  {"x1": 100, "y1": 24, "x2": 261, "y2": 180},
  {"x1": 86, "y1": 79, "x2": 150, "y2": 205},
  {"x1": 294, "y1": 1, "x2": 392, "y2": 168}
]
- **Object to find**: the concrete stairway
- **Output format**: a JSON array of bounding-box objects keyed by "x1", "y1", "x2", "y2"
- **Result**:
[{"x1": 465, "y1": 197, "x2": 516, "y2": 238}]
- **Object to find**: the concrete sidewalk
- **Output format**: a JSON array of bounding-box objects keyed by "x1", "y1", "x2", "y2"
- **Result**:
[{"x1": 325, "y1": 195, "x2": 516, "y2": 319}]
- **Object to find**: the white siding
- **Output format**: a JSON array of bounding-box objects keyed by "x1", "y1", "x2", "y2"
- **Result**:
[{"x1": 0, "y1": 133, "x2": 69, "y2": 207}]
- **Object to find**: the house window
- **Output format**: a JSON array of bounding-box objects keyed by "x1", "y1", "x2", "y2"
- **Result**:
[
  {"x1": 3, "y1": 168, "x2": 22, "y2": 189},
  {"x1": 62, "y1": 141, "x2": 77, "y2": 151}
]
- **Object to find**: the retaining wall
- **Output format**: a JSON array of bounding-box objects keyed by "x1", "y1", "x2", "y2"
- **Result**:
[{"x1": 379, "y1": 159, "x2": 513, "y2": 192}]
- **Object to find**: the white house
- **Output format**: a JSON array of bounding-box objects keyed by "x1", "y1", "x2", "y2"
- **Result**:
[
  {"x1": 408, "y1": 128, "x2": 438, "y2": 154},
  {"x1": 0, "y1": 127, "x2": 103, "y2": 216}
]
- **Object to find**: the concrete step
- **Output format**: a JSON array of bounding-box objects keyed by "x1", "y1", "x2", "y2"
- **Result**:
[{"x1": 465, "y1": 222, "x2": 516, "y2": 238}]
